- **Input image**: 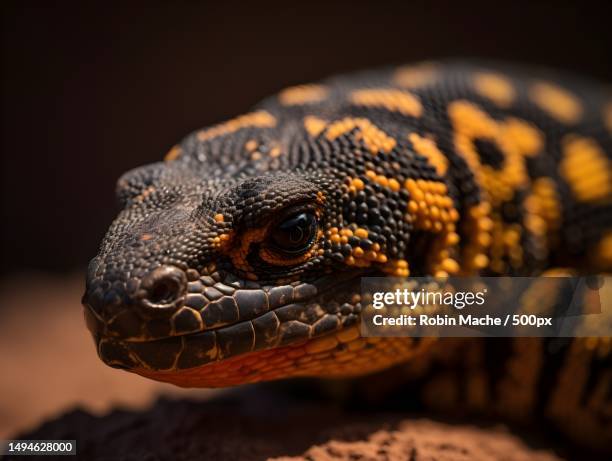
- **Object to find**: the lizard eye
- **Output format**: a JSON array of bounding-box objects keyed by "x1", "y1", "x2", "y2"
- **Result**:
[{"x1": 270, "y1": 212, "x2": 318, "y2": 254}]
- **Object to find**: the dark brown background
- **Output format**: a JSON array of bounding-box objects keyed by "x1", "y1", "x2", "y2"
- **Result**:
[{"x1": 2, "y1": 0, "x2": 611, "y2": 275}]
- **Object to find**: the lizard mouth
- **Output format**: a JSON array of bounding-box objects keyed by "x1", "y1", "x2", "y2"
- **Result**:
[{"x1": 83, "y1": 270, "x2": 366, "y2": 374}]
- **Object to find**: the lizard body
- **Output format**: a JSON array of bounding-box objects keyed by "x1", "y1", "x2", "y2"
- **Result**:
[{"x1": 83, "y1": 61, "x2": 612, "y2": 451}]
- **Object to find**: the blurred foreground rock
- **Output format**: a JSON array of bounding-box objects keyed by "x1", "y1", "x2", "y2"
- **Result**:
[{"x1": 17, "y1": 389, "x2": 561, "y2": 461}]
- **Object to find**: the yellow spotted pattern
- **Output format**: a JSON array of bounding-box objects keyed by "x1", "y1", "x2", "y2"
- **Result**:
[
  {"x1": 346, "y1": 177, "x2": 365, "y2": 195},
  {"x1": 393, "y1": 63, "x2": 438, "y2": 88},
  {"x1": 460, "y1": 202, "x2": 493, "y2": 273},
  {"x1": 197, "y1": 111, "x2": 276, "y2": 142},
  {"x1": 560, "y1": 135, "x2": 612, "y2": 202},
  {"x1": 365, "y1": 170, "x2": 401, "y2": 192},
  {"x1": 325, "y1": 117, "x2": 396, "y2": 154},
  {"x1": 503, "y1": 118, "x2": 544, "y2": 157},
  {"x1": 382, "y1": 259, "x2": 410, "y2": 277},
  {"x1": 473, "y1": 72, "x2": 516, "y2": 107},
  {"x1": 279, "y1": 84, "x2": 328, "y2": 105},
  {"x1": 351, "y1": 88, "x2": 423, "y2": 117},
  {"x1": 529, "y1": 81, "x2": 583, "y2": 124},
  {"x1": 409, "y1": 133, "x2": 449, "y2": 175},
  {"x1": 303, "y1": 116, "x2": 328, "y2": 137},
  {"x1": 524, "y1": 177, "x2": 562, "y2": 242},
  {"x1": 244, "y1": 139, "x2": 259, "y2": 152},
  {"x1": 404, "y1": 179, "x2": 461, "y2": 276},
  {"x1": 327, "y1": 227, "x2": 388, "y2": 267},
  {"x1": 164, "y1": 145, "x2": 182, "y2": 162},
  {"x1": 211, "y1": 232, "x2": 233, "y2": 251},
  {"x1": 449, "y1": 100, "x2": 530, "y2": 205}
]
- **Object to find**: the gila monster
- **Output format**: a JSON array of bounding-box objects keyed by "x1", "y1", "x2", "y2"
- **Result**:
[{"x1": 83, "y1": 61, "x2": 612, "y2": 453}]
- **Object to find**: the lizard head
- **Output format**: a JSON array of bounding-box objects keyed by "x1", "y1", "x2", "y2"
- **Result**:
[{"x1": 83, "y1": 115, "x2": 451, "y2": 387}]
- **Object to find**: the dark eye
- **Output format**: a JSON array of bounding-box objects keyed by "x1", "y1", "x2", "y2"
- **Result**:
[{"x1": 270, "y1": 212, "x2": 318, "y2": 254}]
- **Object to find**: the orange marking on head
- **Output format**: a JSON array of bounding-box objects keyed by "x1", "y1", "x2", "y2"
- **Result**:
[
  {"x1": 279, "y1": 84, "x2": 328, "y2": 105},
  {"x1": 403, "y1": 179, "x2": 461, "y2": 274},
  {"x1": 473, "y1": 72, "x2": 516, "y2": 107},
  {"x1": 591, "y1": 232, "x2": 612, "y2": 269},
  {"x1": 409, "y1": 133, "x2": 448, "y2": 175},
  {"x1": 212, "y1": 232, "x2": 233, "y2": 251},
  {"x1": 560, "y1": 135, "x2": 612, "y2": 202},
  {"x1": 214, "y1": 213, "x2": 225, "y2": 223},
  {"x1": 326, "y1": 118, "x2": 396, "y2": 154},
  {"x1": 326, "y1": 226, "x2": 388, "y2": 268},
  {"x1": 354, "y1": 228, "x2": 368, "y2": 239},
  {"x1": 502, "y1": 118, "x2": 544, "y2": 157},
  {"x1": 227, "y1": 226, "x2": 268, "y2": 272},
  {"x1": 529, "y1": 81, "x2": 583, "y2": 124},
  {"x1": 346, "y1": 177, "x2": 365, "y2": 195},
  {"x1": 524, "y1": 177, "x2": 561, "y2": 240},
  {"x1": 303, "y1": 116, "x2": 327, "y2": 137},
  {"x1": 393, "y1": 62, "x2": 438, "y2": 88},
  {"x1": 350, "y1": 88, "x2": 422, "y2": 117},
  {"x1": 245, "y1": 139, "x2": 258, "y2": 152},
  {"x1": 133, "y1": 186, "x2": 156, "y2": 202},
  {"x1": 382, "y1": 259, "x2": 410, "y2": 277},
  {"x1": 164, "y1": 145, "x2": 182, "y2": 162},
  {"x1": 460, "y1": 202, "x2": 493, "y2": 274},
  {"x1": 197, "y1": 111, "x2": 276, "y2": 142},
  {"x1": 365, "y1": 170, "x2": 401, "y2": 191},
  {"x1": 448, "y1": 100, "x2": 529, "y2": 205}
]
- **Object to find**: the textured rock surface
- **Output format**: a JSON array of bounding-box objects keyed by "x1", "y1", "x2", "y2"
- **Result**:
[
  {"x1": 17, "y1": 391, "x2": 562, "y2": 461},
  {"x1": 274, "y1": 420, "x2": 561, "y2": 461}
]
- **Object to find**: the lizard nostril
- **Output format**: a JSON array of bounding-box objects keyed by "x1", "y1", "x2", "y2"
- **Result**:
[
  {"x1": 150, "y1": 278, "x2": 179, "y2": 304},
  {"x1": 141, "y1": 265, "x2": 187, "y2": 308}
]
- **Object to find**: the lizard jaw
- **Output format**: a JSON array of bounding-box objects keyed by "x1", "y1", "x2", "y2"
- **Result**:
[{"x1": 128, "y1": 327, "x2": 434, "y2": 388}]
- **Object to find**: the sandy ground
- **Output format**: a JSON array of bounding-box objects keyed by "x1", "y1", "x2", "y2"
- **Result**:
[{"x1": 0, "y1": 273, "x2": 566, "y2": 460}]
